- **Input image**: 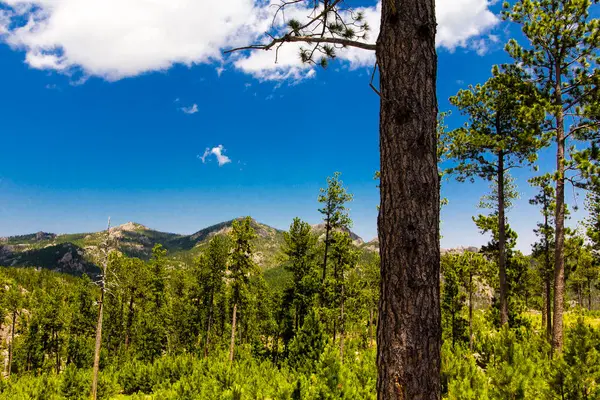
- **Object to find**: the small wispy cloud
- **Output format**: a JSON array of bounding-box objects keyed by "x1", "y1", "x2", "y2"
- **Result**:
[
  {"x1": 198, "y1": 145, "x2": 231, "y2": 166},
  {"x1": 181, "y1": 103, "x2": 199, "y2": 114}
]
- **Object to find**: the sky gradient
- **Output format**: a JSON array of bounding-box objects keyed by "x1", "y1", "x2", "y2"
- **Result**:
[{"x1": 0, "y1": 0, "x2": 590, "y2": 252}]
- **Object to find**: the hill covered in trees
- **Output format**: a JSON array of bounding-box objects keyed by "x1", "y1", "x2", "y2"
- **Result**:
[{"x1": 0, "y1": 218, "x2": 378, "y2": 277}]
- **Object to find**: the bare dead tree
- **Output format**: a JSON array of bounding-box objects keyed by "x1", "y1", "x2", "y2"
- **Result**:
[{"x1": 91, "y1": 217, "x2": 113, "y2": 400}]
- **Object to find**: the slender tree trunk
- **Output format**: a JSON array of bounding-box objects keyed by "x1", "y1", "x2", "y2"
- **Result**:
[
  {"x1": 322, "y1": 218, "x2": 331, "y2": 284},
  {"x1": 588, "y1": 279, "x2": 592, "y2": 311},
  {"x1": 497, "y1": 150, "x2": 509, "y2": 326},
  {"x1": 91, "y1": 284, "x2": 104, "y2": 400},
  {"x1": 272, "y1": 333, "x2": 279, "y2": 364},
  {"x1": 55, "y1": 330, "x2": 60, "y2": 374},
  {"x1": 125, "y1": 294, "x2": 134, "y2": 350},
  {"x1": 376, "y1": 0, "x2": 441, "y2": 398},
  {"x1": 469, "y1": 273, "x2": 474, "y2": 351},
  {"x1": 90, "y1": 279, "x2": 105, "y2": 399},
  {"x1": 8, "y1": 310, "x2": 16, "y2": 377},
  {"x1": 545, "y1": 276, "x2": 552, "y2": 340},
  {"x1": 92, "y1": 218, "x2": 111, "y2": 400},
  {"x1": 544, "y1": 210, "x2": 553, "y2": 340},
  {"x1": 369, "y1": 307, "x2": 374, "y2": 348},
  {"x1": 340, "y1": 283, "x2": 345, "y2": 363},
  {"x1": 541, "y1": 281, "x2": 547, "y2": 334},
  {"x1": 552, "y1": 65, "x2": 566, "y2": 355},
  {"x1": 204, "y1": 291, "x2": 215, "y2": 358},
  {"x1": 229, "y1": 303, "x2": 237, "y2": 363}
]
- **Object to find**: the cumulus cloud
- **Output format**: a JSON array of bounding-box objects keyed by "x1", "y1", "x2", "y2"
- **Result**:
[
  {"x1": 181, "y1": 103, "x2": 199, "y2": 114},
  {"x1": 0, "y1": 0, "x2": 500, "y2": 81},
  {"x1": 198, "y1": 145, "x2": 231, "y2": 166}
]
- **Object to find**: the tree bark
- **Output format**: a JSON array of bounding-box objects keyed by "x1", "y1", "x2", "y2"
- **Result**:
[
  {"x1": 229, "y1": 303, "x2": 237, "y2": 363},
  {"x1": 376, "y1": 0, "x2": 440, "y2": 398},
  {"x1": 552, "y1": 62, "x2": 566, "y2": 355},
  {"x1": 497, "y1": 150, "x2": 509, "y2": 327}
]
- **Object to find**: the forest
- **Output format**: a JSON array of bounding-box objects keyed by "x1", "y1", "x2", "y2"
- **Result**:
[{"x1": 1, "y1": 0, "x2": 600, "y2": 398}]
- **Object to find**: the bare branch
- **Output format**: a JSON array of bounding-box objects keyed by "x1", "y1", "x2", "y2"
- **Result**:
[{"x1": 225, "y1": 34, "x2": 376, "y2": 54}]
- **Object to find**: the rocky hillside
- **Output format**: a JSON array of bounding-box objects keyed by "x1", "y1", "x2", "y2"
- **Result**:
[{"x1": 0, "y1": 218, "x2": 370, "y2": 275}]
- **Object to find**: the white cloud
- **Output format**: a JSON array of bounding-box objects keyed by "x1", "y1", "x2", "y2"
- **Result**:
[
  {"x1": 181, "y1": 103, "x2": 198, "y2": 114},
  {"x1": 0, "y1": 0, "x2": 500, "y2": 82},
  {"x1": 0, "y1": 0, "x2": 269, "y2": 80},
  {"x1": 198, "y1": 145, "x2": 231, "y2": 166}
]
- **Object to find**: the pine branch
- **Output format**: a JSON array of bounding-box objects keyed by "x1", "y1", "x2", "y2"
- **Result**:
[{"x1": 224, "y1": 34, "x2": 376, "y2": 54}]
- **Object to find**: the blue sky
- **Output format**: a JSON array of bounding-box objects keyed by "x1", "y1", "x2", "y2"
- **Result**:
[{"x1": 0, "y1": 0, "x2": 589, "y2": 251}]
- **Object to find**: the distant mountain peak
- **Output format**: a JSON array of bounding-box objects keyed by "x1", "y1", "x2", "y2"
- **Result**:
[
  {"x1": 110, "y1": 222, "x2": 147, "y2": 232},
  {"x1": 310, "y1": 223, "x2": 364, "y2": 245}
]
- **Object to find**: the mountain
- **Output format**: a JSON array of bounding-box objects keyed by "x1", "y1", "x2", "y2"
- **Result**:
[{"x1": 0, "y1": 218, "x2": 368, "y2": 276}]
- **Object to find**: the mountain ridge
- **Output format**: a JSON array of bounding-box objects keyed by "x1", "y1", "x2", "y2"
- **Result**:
[{"x1": 0, "y1": 218, "x2": 362, "y2": 275}]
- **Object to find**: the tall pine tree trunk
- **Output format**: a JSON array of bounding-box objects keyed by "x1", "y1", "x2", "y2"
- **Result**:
[
  {"x1": 552, "y1": 64, "x2": 566, "y2": 355},
  {"x1": 376, "y1": 1, "x2": 440, "y2": 398},
  {"x1": 229, "y1": 303, "x2": 237, "y2": 363},
  {"x1": 541, "y1": 284, "x2": 547, "y2": 336},
  {"x1": 498, "y1": 150, "x2": 509, "y2": 326},
  {"x1": 544, "y1": 213, "x2": 552, "y2": 341},
  {"x1": 469, "y1": 273, "x2": 474, "y2": 351}
]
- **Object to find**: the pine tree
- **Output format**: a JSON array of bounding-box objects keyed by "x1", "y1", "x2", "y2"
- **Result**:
[
  {"x1": 228, "y1": 217, "x2": 259, "y2": 362},
  {"x1": 282, "y1": 218, "x2": 319, "y2": 332},
  {"x1": 318, "y1": 172, "x2": 353, "y2": 285},
  {"x1": 198, "y1": 234, "x2": 230, "y2": 358},
  {"x1": 530, "y1": 174, "x2": 556, "y2": 339},
  {"x1": 503, "y1": 0, "x2": 600, "y2": 354},
  {"x1": 448, "y1": 69, "x2": 542, "y2": 326},
  {"x1": 328, "y1": 230, "x2": 358, "y2": 362}
]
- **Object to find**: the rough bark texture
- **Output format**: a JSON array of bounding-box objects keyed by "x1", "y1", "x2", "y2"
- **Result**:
[
  {"x1": 229, "y1": 303, "x2": 237, "y2": 363},
  {"x1": 552, "y1": 64, "x2": 565, "y2": 355},
  {"x1": 497, "y1": 151, "x2": 509, "y2": 326},
  {"x1": 376, "y1": 0, "x2": 440, "y2": 398}
]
